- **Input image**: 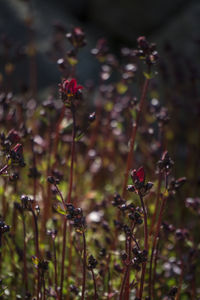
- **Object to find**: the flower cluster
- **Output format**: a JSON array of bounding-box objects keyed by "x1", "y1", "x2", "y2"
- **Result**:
[
  {"x1": 20, "y1": 194, "x2": 34, "y2": 211},
  {"x1": 127, "y1": 167, "x2": 153, "y2": 196},
  {"x1": 136, "y1": 36, "x2": 159, "y2": 65},
  {"x1": 66, "y1": 27, "x2": 86, "y2": 48},
  {"x1": 112, "y1": 194, "x2": 143, "y2": 224},
  {"x1": 132, "y1": 247, "x2": 148, "y2": 270},
  {"x1": 0, "y1": 129, "x2": 21, "y2": 151},
  {"x1": 32, "y1": 256, "x2": 48, "y2": 272},
  {"x1": 157, "y1": 151, "x2": 174, "y2": 175},
  {"x1": 66, "y1": 204, "x2": 86, "y2": 232},
  {"x1": 88, "y1": 255, "x2": 98, "y2": 270},
  {"x1": 169, "y1": 177, "x2": 186, "y2": 194},
  {"x1": 0, "y1": 130, "x2": 25, "y2": 168},
  {"x1": 9, "y1": 143, "x2": 25, "y2": 167}
]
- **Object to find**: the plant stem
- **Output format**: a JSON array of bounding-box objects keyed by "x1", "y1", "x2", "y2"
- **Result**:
[
  {"x1": 91, "y1": 268, "x2": 98, "y2": 300},
  {"x1": 122, "y1": 78, "x2": 150, "y2": 198},
  {"x1": 176, "y1": 260, "x2": 184, "y2": 300},
  {"x1": 124, "y1": 236, "x2": 132, "y2": 299},
  {"x1": 138, "y1": 193, "x2": 149, "y2": 299},
  {"x1": 149, "y1": 171, "x2": 162, "y2": 235},
  {"x1": 0, "y1": 164, "x2": 8, "y2": 175},
  {"x1": 53, "y1": 106, "x2": 66, "y2": 164},
  {"x1": 119, "y1": 263, "x2": 130, "y2": 300},
  {"x1": 81, "y1": 231, "x2": 87, "y2": 300},
  {"x1": 148, "y1": 193, "x2": 167, "y2": 299},
  {"x1": 152, "y1": 238, "x2": 159, "y2": 300},
  {"x1": 52, "y1": 238, "x2": 58, "y2": 298},
  {"x1": 31, "y1": 209, "x2": 40, "y2": 300},
  {"x1": 59, "y1": 218, "x2": 67, "y2": 300},
  {"x1": 22, "y1": 213, "x2": 28, "y2": 292},
  {"x1": 67, "y1": 106, "x2": 76, "y2": 204},
  {"x1": 60, "y1": 105, "x2": 76, "y2": 300},
  {"x1": 43, "y1": 273, "x2": 46, "y2": 300}
]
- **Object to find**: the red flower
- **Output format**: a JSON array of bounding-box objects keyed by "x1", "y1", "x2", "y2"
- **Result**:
[
  {"x1": 61, "y1": 78, "x2": 83, "y2": 98},
  {"x1": 131, "y1": 167, "x2": 145, "y2": 184},
  {"x1": 127, "y1": 167, "x2": 153, "y2": 196}
]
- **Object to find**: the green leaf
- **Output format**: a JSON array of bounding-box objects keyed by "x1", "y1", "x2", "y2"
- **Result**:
[
  {"x1": 54, "y1": 203, "x2": 67, "y2": 216},
  {"x1": 143, "y1": 71, "x2": 154, "y2": 79},
  {"x1": 75, "y1": 132, "x2": 85, "y2": 142}
]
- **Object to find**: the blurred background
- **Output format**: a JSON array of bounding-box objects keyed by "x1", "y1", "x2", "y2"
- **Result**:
[{"x1": 1, "y1": 0, "x2": 200, "y2": 87}]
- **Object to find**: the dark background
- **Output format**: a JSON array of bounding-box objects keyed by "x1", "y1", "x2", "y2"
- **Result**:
[{"x1": 1, "y1": 0, "x2": 200, "y2": 89}]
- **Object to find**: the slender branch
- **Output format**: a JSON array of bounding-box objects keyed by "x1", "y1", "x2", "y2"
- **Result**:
[
  {"x1": 31, "y1": 209, "x2": 40, "y2": 300},
  {"x1": 149, "y1": 171, "x2": 162, "y2": 235},
  {"x1": 91, "y1": 268, "x2": 98, "y2": 300},
  {"x1": 152, "y1": 237, "x2": 160, "y2": 300},
  {"x1": 119, "y1": 262, "x2": 130, "y2": 300},
  {"x1": 52, "y1": 238, "x2": 58, "y2": 298},
  {"x1": 138, "y1": 193, "x2": 149, "y2": 299},
  {"x1": 60, "y1": 105, "x2": 76, "y2": 300},
  {"x1": 22, "y1": 213, "x2": 28, "y2": 292},
  {"x1": 81, "y1": 231, "x2": 87, "y2": 300},
  {"x1": 0, "y1": 164, "x2": 8, "y2": 175},
  {"x1": 148, "y1": 193, "x2": 167, "y2": 299},
  {"x1": 124, "y1": 236, "x2": 132, "y2": 299},
  {"x1": 67, "y1": 105, "x2": 76, "y2": 204},
  {"x1": 176, "y1": 260, "x2": 184, "y2": 300},
  {"x1": 59, "y1": 218, "x2": 67, "y2": 300},
  {"x1": 53, "y1": 106, "x2": 66, "y2": 163},
  {"x1": 122, "y1": 78, "x2": 150, "y2": 198}
]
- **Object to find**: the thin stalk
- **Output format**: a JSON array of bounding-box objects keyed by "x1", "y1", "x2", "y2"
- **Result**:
[
  {"x1": 148, "y1": 193, "x2": 167, "y2": 299},
  {"x1": 0, "y1": 233, "x2": 2, "y2": 273},
  {"x1": 22, "y1": 213, "x2": 28, "y2": 292},
  {"x1": 31, "y1": 209, "x2": 40, "y2": 300},
  {"x1": 81, "y1": 231, "x2": 87, "y2": 300},
  {"x1": 42, "y1": 273, "x2": 46, "y2": 300},
  {"x1": 66, "y1": 106, "x2": 76, "y2": 204},
  {"x1": 2, "y1": 180, "x2": 7, "y2": 218},
  {"x1": 119, "y1": 263, "x2": 130, "y2": 300},
  {"x1": 152, "y1": 237, "x2": 159, "y2": 300},
  {"x1": 52, "y1": 238, "x2": 58, "y2": 297},
  {"x1": 149, "y1": 171, "x2": 162, "y2": 235},
  {"x1": 60, "y1": 105, "x2": 76, "y2": 300},
  {"x1": 138, "y1": 193, "x2": 149, "y2": 299},
  {"x1": 66, "y1": 106, "x2": 77, "y2": 298},
  {"x1": 176, "y1": 260, "x2": 184, "y2": 300},
  {"x1": 59, "y1": 218, "x2": 67, "y2": 300},
  {"x1": 124, "y1": 236, "x2": 132, "y2": 299},
  {"x1": 91, "y1": 268, "x2": 98, "y2": 300},
  {"x1": 0, "y1": 164, "x2": 8, "y2": 175},
  {"x1": 66, "y1": 225, "x2": 73, "y2": 300},
  {"x1": 53, "y1": 106, "x2": 66, "y2": 163},
  {"x1": 122, "y1": 78, "x2": 150, "y2": 198}
]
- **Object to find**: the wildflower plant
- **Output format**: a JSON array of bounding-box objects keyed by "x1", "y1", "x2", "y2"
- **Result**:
[{"x1": 0, "y1": 22, "x2": 198, "y2": 300}]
